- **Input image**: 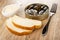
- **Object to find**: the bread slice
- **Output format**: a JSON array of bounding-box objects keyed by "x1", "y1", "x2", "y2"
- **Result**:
[
  {"x1": 12, "y1": 15, "x2": 42, "y2": 30},
  {"x1": 5, "y1": 18, "x2": 32, "y2": 36}
]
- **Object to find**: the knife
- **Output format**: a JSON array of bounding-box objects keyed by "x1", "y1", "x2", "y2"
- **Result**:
[{"x1": 42, "y1": 3, "x2": 57, "y2": 35}]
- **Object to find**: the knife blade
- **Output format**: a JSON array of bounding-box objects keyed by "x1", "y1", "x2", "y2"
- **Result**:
[{"x1": 42, "y1": 3, "x2": 57, "y2": 35}]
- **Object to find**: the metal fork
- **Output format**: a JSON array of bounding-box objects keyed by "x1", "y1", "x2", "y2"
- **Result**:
[{"x1": 42, "y1": 3, "x2": 57, "y2": 35}]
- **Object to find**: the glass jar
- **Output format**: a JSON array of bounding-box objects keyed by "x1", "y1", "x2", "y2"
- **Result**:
[{"x1": 25, "y1": 3, "x2": 49, "y2": 21}]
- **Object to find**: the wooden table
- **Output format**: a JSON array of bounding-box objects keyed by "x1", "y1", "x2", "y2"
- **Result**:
[{"x1": 0, "y1": 0, "x2": 60, "y2": 40}]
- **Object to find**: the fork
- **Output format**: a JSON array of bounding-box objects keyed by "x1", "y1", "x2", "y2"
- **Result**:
[{"x1": 42, "y1": 3, "x2": 57, "y2": 35}]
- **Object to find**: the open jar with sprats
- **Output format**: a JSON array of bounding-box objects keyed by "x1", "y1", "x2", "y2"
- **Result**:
[{"x1": 25, "y1": 3, "x2": 49, "y2": 21}]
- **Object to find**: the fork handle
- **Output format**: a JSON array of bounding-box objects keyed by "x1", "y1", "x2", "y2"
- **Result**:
[{"x1": 42, "y1": 16, "x2": 52, "y2": 34}]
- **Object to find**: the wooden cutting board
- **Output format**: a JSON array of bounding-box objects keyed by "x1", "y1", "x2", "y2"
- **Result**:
[{"x1": 0, "y1": 0, "x2": 60, "y2": 40}]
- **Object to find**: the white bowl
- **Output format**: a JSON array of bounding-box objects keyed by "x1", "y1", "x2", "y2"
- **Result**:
[{"x1": 2, "y1": 4, "x2": 21, "y2": 17}]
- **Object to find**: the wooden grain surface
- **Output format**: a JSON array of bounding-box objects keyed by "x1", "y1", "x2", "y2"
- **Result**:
[{"x1": 0, "y1": 0, "x2": 60, "y2": 40}]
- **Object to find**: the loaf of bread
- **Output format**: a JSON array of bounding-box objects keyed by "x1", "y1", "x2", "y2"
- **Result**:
[
  {"x1": 12, "y1": 15, "x2": 42, "y2": 30},
  {"x1": 5, "y1": 15, "x2": 42, "y2": 36}
]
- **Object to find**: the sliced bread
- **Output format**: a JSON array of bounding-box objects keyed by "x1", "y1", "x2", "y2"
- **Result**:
[
  {"x1": 12, "y1": 15, "x2": 42, "y2": 30},
  {"x1": 5, "y1": 18, "x2": 32, "y2": 36}
]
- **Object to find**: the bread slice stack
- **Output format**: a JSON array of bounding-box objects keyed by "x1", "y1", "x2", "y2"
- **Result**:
[{"x1": 5, "y1": 15, "x2": 42, "y2": 36}]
